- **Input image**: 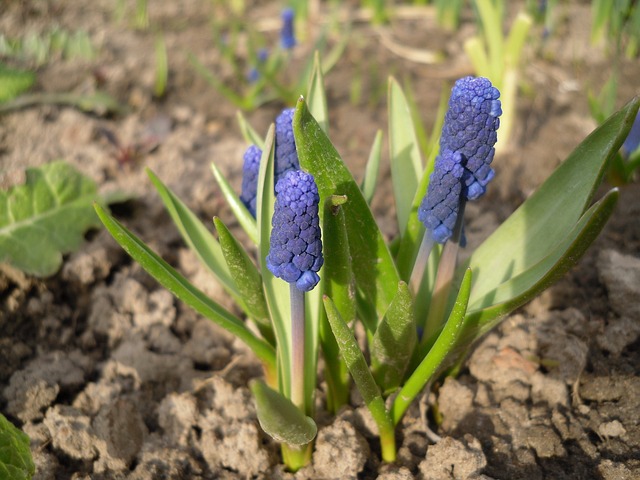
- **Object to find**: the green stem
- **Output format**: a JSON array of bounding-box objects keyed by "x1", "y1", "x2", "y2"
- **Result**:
[
  {"x1": 409, "y1": 232, "x2": 435, "y2": 295},
  {"x1": 290, "y1": 284, "x2": 306, "y2": 411},
  {"x1": 281, "y1": 442, "x2": 313, "y2": 472}
]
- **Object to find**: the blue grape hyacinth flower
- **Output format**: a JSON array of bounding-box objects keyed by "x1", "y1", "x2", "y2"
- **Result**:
[
  {"x1": 280, "y1": 8, "x2": 297, "y2": 50},
  {"x1": 240, "y1": 144, "x2": 262, "y2": 217},
  {"x1": 419, "y1": 76, "x2": 502, "y2": 244},
  {"x1": 266, "y1": 170, "x2": 323, "y2": 292},
  {"x1": 622, "y1": 111, "x2": 640, "y2": 158},
  {"x1": 275, "y1": 108, "x2": 301, "y2": 181}
]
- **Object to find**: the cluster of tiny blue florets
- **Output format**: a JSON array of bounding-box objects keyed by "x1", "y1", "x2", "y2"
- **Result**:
[
  {"x1": 280, "y1": 8, "x2": 297, "y2": 50},
  {"x1": 266, "y1": 170, "x2": 323, "y2": 292},
  {"x1": 419, "y1": 76, "x2": 501, "y2": 243},
  {"x1": 275, "y1": 108, "x2": 301, "y2": 179},
  {"x1": 240, "y1": 144, "x2": 262, "y2": 217}
]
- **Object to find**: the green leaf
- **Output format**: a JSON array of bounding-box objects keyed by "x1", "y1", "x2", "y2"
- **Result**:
[
  {"x1": 0, "y1": 413, "x2": 34, "y2": 480},
  {"x1": 306, "y1": 51, "x2": 329, "y2": 134},
  {"x1": 256, "y1": 126, "x2": 292, "y2": 394},
  {"x1": 388, "y1": 77, "x2": 423, "y2": 236},
  {"x1": 249, "y1": 380, "x2": 317, "y2": 446},
  {"x1": 392, "y1": 268, "x2": 472, "y2": 425},
  {"x1": 210, "y1": 162, "x2": 258, "y2": 245},
  {"x1": 236, "y1": 111, "x2": 264, "y2": 149},
  {"x1": 94, "y1": 203, "x2": 276, "y2": 371},
  {"x1": 293, "y1": 97, "x2": 400, "y2": 326},
  {"x1": 0, "y1": 161, "x2": 103, "y2": 277},
  {"x1": 361, "y1": 129, "x2": 383, "y2": 205},
  {"x1": 213, "y1": 217, "x2": 273, "y2": 344},
  {"x1": 0, "y1": 63, "x2": 35, "y2": 103},
  {"x1": 323, "y1": 295, "x2": 394, "y2": 438},
  {"x1": 153, "y1": 35, "x2": 168, "y2": 98},
  {"x1": 464, "y1": 97, "x2": 640, "y2": 308},
  {"x1": 147, "y1": 169, "x2": 240, "y2": 301},
  {"x1": 464, "y1": 189, "x2": 618, "y2": 340},
  {"x1": 320, "y1": 197, "x2": 354, "y2": 411},
  {"x1": 371, "y1": 281, "x2": 416, "y2": 393}
]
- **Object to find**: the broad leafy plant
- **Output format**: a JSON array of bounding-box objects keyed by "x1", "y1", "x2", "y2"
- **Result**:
[{"x1": 95, "y1": 55, "x2": 638, "y2": 469}]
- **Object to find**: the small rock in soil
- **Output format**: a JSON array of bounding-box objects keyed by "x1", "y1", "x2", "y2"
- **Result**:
[
  {"x1": 312, "y1": 419, "x2": 370, "y2": 480},
  {"x1": 418, "y1": 435, "x2": 487, "y2": 480}
]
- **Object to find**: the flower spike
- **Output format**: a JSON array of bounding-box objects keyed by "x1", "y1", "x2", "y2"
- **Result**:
[
  {"x1": 280, "y1": 8, "x2": 297, "y2": 50},
  {"x1": 240, "y1": 144, "x2": 262, "y2": 217},
  {"x1": 266, "y1": 170, "x2": 323, "y2": 292},
  {"x1": 275, "y1": 108, "x2": 301, "y2": 181}
]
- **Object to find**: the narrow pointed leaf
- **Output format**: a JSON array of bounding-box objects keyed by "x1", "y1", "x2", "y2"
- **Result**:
[
  {"x1": 392, "y1": 268, "x2": 472, "y2": 425},
  {"x1": 213, "y1": 217, "x2": 273, "y2": 344},
  {"x1": 294, "y1": 98, "x2": 400, "y2": 325},
  {"x1": 361, "y1": 129, "x2": 383, "y2": 205},
  {"x1": 306, "y1": 51, "x2": 329, "y2": 133},
  {"x1": 323, "y1": 295, "x2": 394, "y2": 437},
  {"x1": 464, "y1": 97, "x2": 640, "y2": 306},
  {"x1": 320, "y1": 197, "x2": 354, "y2": 411},
  {"x1": 250, "y1": 380, "x2": 317, "y2": 446},
  {"x1": 371, "y1": 281, "x2": 416, "y2": 393},
  {"x1": 256, "y1": 125, "x2": 292, "y2": 394},
  {"x1": 464, "y1": 189, "x2": 618, "y2": 340},
  {"x1": 94, "y1": 203, "x2": 276, "y2": 370},
  {"x1": 236, "y1": 110, "x2": 265, "y2": 148},
  {"x1": 147, "y1": 169, "x2": 240, "y2": 301},
  {"x1": 210, "y1": 162, "x2": 258, "y2": 244},
  {"x1": 388, "y1": 77, "x2": 423, "y2": 235}
]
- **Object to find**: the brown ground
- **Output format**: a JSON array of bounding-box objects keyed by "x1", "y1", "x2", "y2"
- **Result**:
[{"x1": 1, "y1": 1, "x2": 639, "y2": 479}]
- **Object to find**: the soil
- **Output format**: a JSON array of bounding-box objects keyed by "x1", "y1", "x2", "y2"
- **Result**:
[{"x1": 1, "y1": 1, "x2": 639, "y2": 479}]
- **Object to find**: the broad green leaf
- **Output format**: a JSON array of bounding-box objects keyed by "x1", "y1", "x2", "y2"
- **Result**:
[
  {"x1": 210, "y1": 162, "x2": 258, "y2": 244},
  {"x1": 0, "y1": 161, "x2": 102, "y2": 277},
  {"x1": 0, "y1": 63, "x2": 35, "y2": 103},
  {"x1": 249, "y1": 380, "x2": 317, "y2": 446},
  {"x1": 0, "y1": 413, "x2": 34, "y2": 480},
  {"x1": 323, "y1": 295, "x2": 394, "y2": 441},
  {"x1": 464, "y1": 189, "x2": 618, "y2": 341},
  {"x1": 320, "y1": 196, "x2": 354, "y2": 412},
  {"x1": 361, "y1": 130, "x2": 383, "y2": 205},
  {"x1": 392, "y1": 268, "x2": 472, "y2": 425},
  {"x1": 256, "y1": 126, "x2": 292, "y2": 395},
  {"x1": 388, "y1": 77, "x2": 423, "y2": 236},
  {"x1": 147, "y1": 169, "x2": 240, "y2": 302},
  {"x1": 213, "y1": 217, "x2": 273, "y2": 344},
  {"x1": 293, "y1": 97, "x2": 400, "y2": 324},
  {"x1": 94, "y1": 203, "x2": 276, "y2": 371},
  {"x1": 371, "y1": 281, "x2": 416, "y2": 393},
  {"x1": 306, "y1": 51, "x2": 329, "y2": 133},
  {"x1": 464, "y1": 97, "x2": 640, "y2": 307},
  {"x1": 236, "y1": 111, "x2": 264, "y2": 149}
]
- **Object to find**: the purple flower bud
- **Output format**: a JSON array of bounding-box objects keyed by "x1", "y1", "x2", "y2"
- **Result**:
[
  {"x1": 240, "y1": 145, "x2": 262, "y2": 217},
  {"x1": 622, "y1": 111, "x2": 640, "y2": 158},
  {"x1": 275, "y1": 108, "x2": 300, "y2": 181},
  {"x1": 419, "y1": 76, "x2": 501, "y2": 243},
  {"x1": 266, "y1": 170, "x2": 323, "y2": 292},
  {"x1": 280, "y1": 8, "x2": 296, "y2": 50}
]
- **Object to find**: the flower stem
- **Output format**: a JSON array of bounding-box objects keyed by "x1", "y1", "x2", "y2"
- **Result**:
[
  {"x1": 281, "y1": 442, "x2": 312, "y2": 472},
  {"x1": 421, "y1": 201, "x2": 466, "y2": 343},
  {"x1": 409, "y1": 232, "x2": 436, "y2": 295},
  {"x1": 290, "y1": 284, "x2": 306, "y2": 411}
]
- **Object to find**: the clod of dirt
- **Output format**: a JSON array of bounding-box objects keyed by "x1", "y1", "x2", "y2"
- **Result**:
[
  {"x1": 157, "y1": 392, "x2": 198, "y2": 447},
  {"x1": 596, "y1": 249, "x2": 640, "y2": 354},
  {"x1": 438, "y1": 378, "x2": 475, "y2": 432},
  {"x1": 43, "y1": 405, "x2": 98, "y2": 461},
  {"x1": 3, "y1": 350, "x2": 92, "y2": 421},
  {"x1": 311, "y1": 418, "x2": 370, "y2": 480},
  {"x1": 128, "y1": 434, "x2": 203, "y2": 480},
  {"x1": 418, "y1": 435, "x2": 487, "y2": 480}
]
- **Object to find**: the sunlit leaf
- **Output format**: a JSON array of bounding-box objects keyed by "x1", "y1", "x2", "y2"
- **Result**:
[{"x1": 0, "y1": 413, "x2": 34, "y2": 480}]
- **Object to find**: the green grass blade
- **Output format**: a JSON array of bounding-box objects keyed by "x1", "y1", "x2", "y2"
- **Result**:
[
  {"x1": 293, "y1": 97, "x2": 400, "y2": 326},
  {"x1": 236, "y1": 111, "x2": 264, "y2": 148},
  {"x1": 147, "y1": 169, "x2": 240, "y2": 299},
  {"x1": 210, "y1": 162, "x2": 258, "y2": 244},
  {"x1": 94, "y1": 203, "x2": 276, "y2": 370},
  {"x1": 463, "y1": 97, "x2": 640, "y2": 307},
  {"x1": 392, "y1": 268, "x2": 472, "y2": 425},
  {"x1": 213, "y1": 217, "x2": 273, "y2": 344},
  {"x1": 388, "y1": 77, "x2": 423, "y2": 236},
  {"x1": 361, "y1": 129, "x2": 383, "y2": 205},
  {"x1": 306, "y1": 51, "x2": 329, "y2": 133}
]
